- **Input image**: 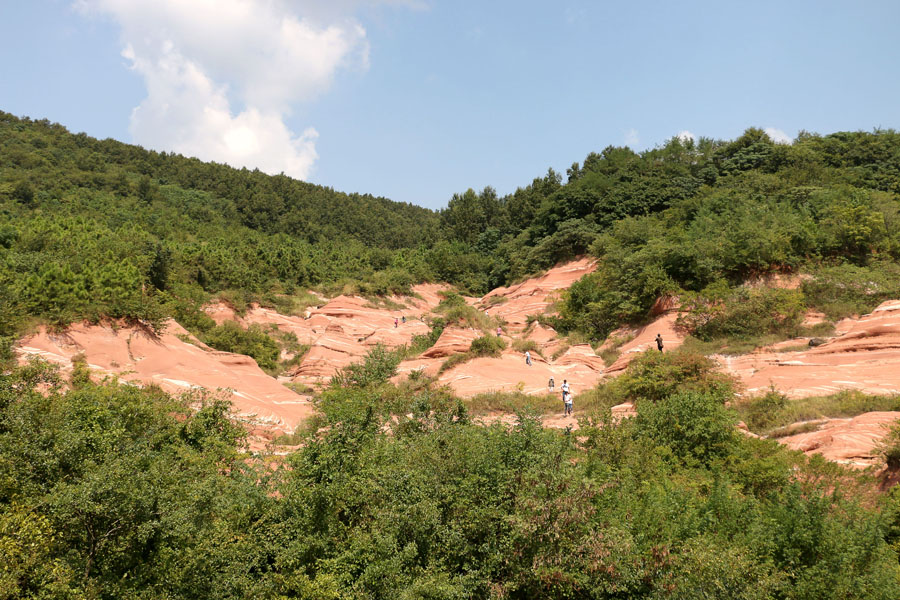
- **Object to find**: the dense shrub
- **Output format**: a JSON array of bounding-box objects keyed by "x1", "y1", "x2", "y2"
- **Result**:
[
  {"x1": 678, "y1": 286, "x2": 807, "y2": 341},
  {"x1": 802, "y1": 261, "x2": 900, "y2": 319},
  {"x1": 329, "y1": 343, "x2": 402, "y2": 388},
  {"x1": 610, "y1": 349, "x2": 736, "y2": 404},
  {"x1": 635, "y1": 390, "x2": 739, "y2": 465},
  {"x1": 201, "y1": 322, "x2": 280, "y2": 372},
  {"x1": 469, "y1": 334, "x2": 506, "y2": 357},
  {"x1": 2, "y1": 356, "x2": 899, "y2": 597}
]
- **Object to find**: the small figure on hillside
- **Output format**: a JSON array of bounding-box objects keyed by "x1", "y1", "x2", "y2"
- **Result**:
[
  {"x1": 496, "y1": 326, "x2": 502, "y2": 337},
  {"x1": 548, "y1": 376, "x2": 555, "y2": 392},
  {"x1": 394, "y1": 318, "x2": 399, "y2": 328},
  {"x1": 561, "y1": 379, "x2": 570, "y2": 413},
  {"x1": 525, "y1": 351, "x2": 532, "y2": 366},
  {"x1": 656, "y1": 333, "x2": 664, "y2": 352},
  {"x1": 564, "y1": 390, "x2": 573, "y2": 416},
  {"x1": 402, "y1": 315, "x2": 406, "y2": 324}
]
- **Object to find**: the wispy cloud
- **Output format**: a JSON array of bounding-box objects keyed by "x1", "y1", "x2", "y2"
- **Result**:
[
  {"x1": 676, "y1": 130, "x2": 695, "y2": 143},
  {"x1": 764, "y1": 127, "x2": 793, "y2": 144},
  {"x1": 76, "y1": 0, "x2": 413, "y2": 179},
  {"x1": 624, "y1": 128, "x2": 640, "y2": 148}
]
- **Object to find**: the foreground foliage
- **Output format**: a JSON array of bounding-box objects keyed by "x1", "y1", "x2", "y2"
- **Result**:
[{"x1": 2, "y1": 354, "x2": 900, "y2": 599}]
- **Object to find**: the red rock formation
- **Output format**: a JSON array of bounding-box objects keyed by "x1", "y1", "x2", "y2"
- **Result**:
[
  {"x1": 779, "y1": 411, "x2": 900, "y2": 467},
  {"x1": 436, "y1": 345, "x2": 604, "y2": 398},
  {"x1": 420, "y1": 327, "x2": 480, "y2": 358},
  {"x1": 604, "y1": 312, "x2": 686, "y2": 374},
  {"x1": 17, "y1": 321, "x2": 314, "y2": 437},
  {"x1": 721, "y1": 300, "x2": 900, "y2": 398},
  {"x1": 481, "y1": 257, "x2": 596, "y2": 331}
]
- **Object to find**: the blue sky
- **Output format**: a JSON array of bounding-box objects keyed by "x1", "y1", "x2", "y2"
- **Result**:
[{"x1": 1, "y1": 1, "x2": 898, "y2": 209}]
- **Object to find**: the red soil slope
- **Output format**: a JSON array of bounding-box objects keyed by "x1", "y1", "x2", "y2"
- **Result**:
[
  {"x1": 17, "y1": 321, "x2": 314, "y2": 438},
  {"x1": 778, "y1": 412, "x2": 900, "y2": 468},
  {"x1": 205, "y1": 284, "x2": 449, "y2": 388},
  {"x1": 720, "y1": 300, "x2": 900, "y2": 398},
  {"x1": 481, "y1": 257, "x2": 596, "y2": 331}
]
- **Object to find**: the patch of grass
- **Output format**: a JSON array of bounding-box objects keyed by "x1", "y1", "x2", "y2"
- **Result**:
[
  {"x1": 437, "y1": 353, "x2": 474, "y2": 375},
  {"x1": 279, "y1": 345, "x2": 311, "y2": 373},
  {"x1": 767, "y1": 420, "x2": 826, "y2": 439},
  {"x1": 598, "y1": 332, "x2": 635, "y2": 366},
  {"x1": 678, "y1": 319, "x2": 836, "y2": 357},
  {"x1": 437, "y1": 335, "x2": 507, "y2": 374},
  {"x1": 436, "y1": 301, "x2": 496, "y2": 332},
  {"x1": 466, "y1": 390, "x2": 561, "y2": 415},
  {"x1": 283, "y1": 381, "x2": 315, "y2": 395},
  {"x1": 550, "y1": 344, "x2": 571, "y2": 361},
  {"x1": 678, "y1": 334, "x2": 785, "y2": 356},
  {"x1": 216, "y1": 289, "x2": 252, "y2": 315},
  {"x1": 776, "y1": 344, "x2": 810, "y2": 353},
  {"x1": 801, "y1": 321, "x2": 836, "y2": 337},
  {"x1": 511, "y1": 338, "x2": 543, "y2": 358},
  {"x1": 363, "y1": 296, "x2": 408, "y2": 311},
  {"x1": 269, "y1": 431, "x2": 306, "y2": 446},
  {"x1": 259, "y1": 290, "x2": 323, "y2": 316},
  {"x1": 175, "y1": 333, "x2": 200, "y2": 347},
  {"x1": 802, "y1": 262, "x2": 900, "y2": 320},
  {"x1": 484, "y1": 295, "x2": 508, "y2": 307},
  {"x1": 735, "y1": 389, "x2": 900, "y2": 436}
]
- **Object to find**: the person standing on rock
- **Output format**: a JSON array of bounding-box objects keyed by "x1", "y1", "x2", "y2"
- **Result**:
[
  {"x1": 496, "y1": 326, "x2": 502, "y2": 337},
  {"x1": 525, "y1": 351, "x2": 532, "y2": 366},
  {"x1": 561, "y1": 379, "x2": 570, "y2": 414},
  {"x1": 394, "y1": 318, "x2": 399, "y2": 328},
  {"x1": 656, "y1": 333, "x2": 664, "y2": 352},
  {"x1": 564, "y1": 388, "x2": 573, "y2": 416},
  {"x1": 548, "y1": 376, "x2": 555, "y2": 392}
]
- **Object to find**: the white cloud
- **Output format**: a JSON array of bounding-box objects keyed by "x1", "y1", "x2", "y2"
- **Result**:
[
  {"x1": 624, "y1": 128, "x2": 640, "y2": 148},
  {"x1": 76, "y1": 0, "x2": 409, "y2": 179},
  {"x1": 764, "y1": 127, "x2": 793, "y2": 145},
  {"x1": 676, "y1": 130, "x2": 695, "y2": 143}
]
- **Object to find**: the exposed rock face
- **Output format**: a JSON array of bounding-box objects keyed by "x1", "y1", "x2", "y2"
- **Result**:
[
  {"x1": 420, "y1": 327, "x2": 481, "y2": 359},
  {"x1": 21, "y1": 261, "x2": 900, "y2": 467},
  {"x1": 481, "y1": 257, "x2": 596, "y2": 331},
  {"x1": 205, "y1": 285, "x2": 448, "y2": 389},
  {"x1": 604, "y1": 312, "x2": 686, "y2": 374},
  {"x1": 778, "y1": 412, "x2": 900, "y2": 467},
  {"x1": 16, "y1": 321, "x2": 314, "y2": 437},
  {"x1": 435, "y1": 344, "x2": 606, "y2": 398},
  {"x1": 721, "y1": 300, "x2": 900, "y2": 398}
]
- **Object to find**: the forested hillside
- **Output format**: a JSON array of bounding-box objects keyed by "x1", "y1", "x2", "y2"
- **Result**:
[
  {"x1": 2, "y1": 110, "x2": 900, "y2": 348},
  {"x1": 5, "y1": 114, "x2": 900, "y2": 598}
]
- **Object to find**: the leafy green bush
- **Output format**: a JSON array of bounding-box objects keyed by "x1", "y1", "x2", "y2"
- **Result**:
[
  {"x1": 407, "y1": 318, "x2": 445, "y2": 357},
  {"x1": 678, "y1": 286, "x2": 807, "y2": 341},
  {"x1": 469, "y1": 334, "x2": 506, "y2": 357},
  {"x1": 636, "y1": 390, "x2": 739, "y2": 465},
  {"x1": 802, "y1": 261, "x2": 900, "y2": 319},
  {"x1": 878, "y1": 422, "x2": 900, "y2": 469},
  {"x1": 201, "y1": 322, "x2": 280, "y2": 372},
  {"x1": 329, "y1": 343, "x2": 402, "y2": 388},
  {"x1": 741, "y1": 388, "x2": 789, "y2": 432},
  {"x1": 611, "y1": 349, "x2": 735, "y2": 404}
]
